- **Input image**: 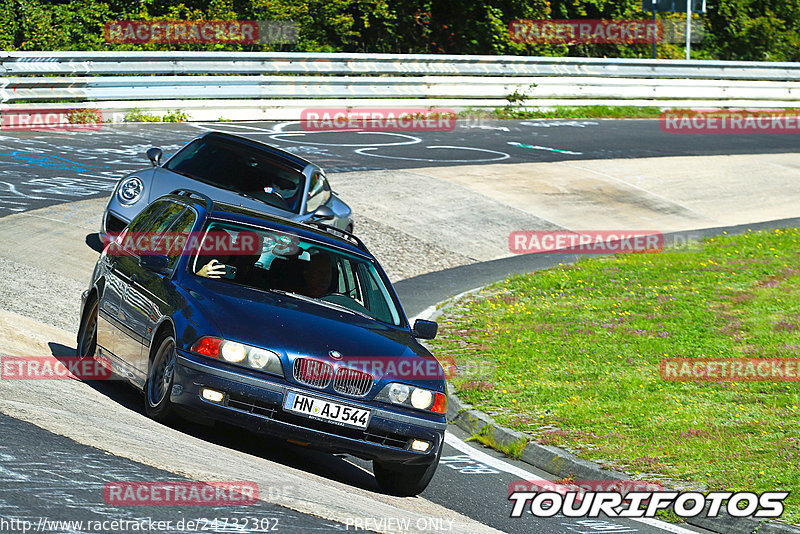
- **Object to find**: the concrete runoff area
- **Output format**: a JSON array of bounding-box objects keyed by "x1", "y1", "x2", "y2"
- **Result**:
[{"x1": 333, "y1": 152, "x2": 800, "y2": 260}]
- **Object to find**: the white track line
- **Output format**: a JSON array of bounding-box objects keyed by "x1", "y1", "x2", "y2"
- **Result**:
[{"x1": 444, "y1": 434, "x2": 700, "y2": 534}]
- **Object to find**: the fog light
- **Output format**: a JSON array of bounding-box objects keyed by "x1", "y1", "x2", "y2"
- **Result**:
[
  {"x1": 411, "y1": 439, "x2": 431, "y2": 452},
  {"x1": 202, "y1": 388, "x2": 225, "y2": 403}
]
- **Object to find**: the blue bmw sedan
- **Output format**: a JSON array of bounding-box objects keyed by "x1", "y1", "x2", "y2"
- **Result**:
[{"x1": 77, "y1": 190, "x2": 446, "y2": 496}]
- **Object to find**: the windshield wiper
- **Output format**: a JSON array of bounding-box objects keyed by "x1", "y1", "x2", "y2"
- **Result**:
[{"x1": 270, "y1": 289, "x2": 373, "y2": 320}]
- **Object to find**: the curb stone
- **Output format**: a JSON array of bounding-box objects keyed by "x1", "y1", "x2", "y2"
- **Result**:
[{"x1": 421, "y1": 261, "x2": 800, "y2": 534}]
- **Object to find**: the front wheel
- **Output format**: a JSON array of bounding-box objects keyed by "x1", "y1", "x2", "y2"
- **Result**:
[
  {"x1": 76, "y1": 298, "x2": 98, "y2": 360},
  {"x1": 145, "y1": 334, "x2": 177, "y2": 422},
  {"x1": 373, "y1": 447, "x2": 441, "y2": 496}
]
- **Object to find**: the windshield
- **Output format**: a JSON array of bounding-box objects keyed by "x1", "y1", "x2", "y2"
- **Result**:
[
  {"x1": 190, "y1": 221, "x2": 402, "y2": 327},
  {"x1": 165, "y1": 137, "x2": 305, "y2": 213}
]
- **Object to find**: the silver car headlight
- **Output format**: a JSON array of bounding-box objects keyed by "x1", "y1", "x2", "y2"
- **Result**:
[{"x1": 117, "y1": 176, "x2": 144, "y2": 205}]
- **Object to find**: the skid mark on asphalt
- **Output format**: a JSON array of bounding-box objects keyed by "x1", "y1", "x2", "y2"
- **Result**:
[{"x1": 552, "y1": 161, "x2": 721, "y2": 224}]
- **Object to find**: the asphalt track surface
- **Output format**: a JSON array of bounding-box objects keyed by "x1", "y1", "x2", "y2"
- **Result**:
[
  {"x1": 0, "y1": 412, "x2": 344, "y2": 533},
  {"x1": 0, "y1": 118, "x2": 786, "y2": 533},
  {"x1": 0, "y1": 118, "x2": 797, "y2": 215}
]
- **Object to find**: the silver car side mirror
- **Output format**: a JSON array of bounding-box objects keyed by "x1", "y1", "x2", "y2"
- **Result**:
[{"x1": 146, "y1": 147, "x2": 163, "y2": 167}]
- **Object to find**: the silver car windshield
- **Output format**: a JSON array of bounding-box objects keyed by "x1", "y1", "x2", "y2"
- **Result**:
[
  {"x1": 190, "y1": 222, "x2": 402, "y2": 327},
  {"x1": 165, "y1": 137, "x2": 305, "y2": 213}
]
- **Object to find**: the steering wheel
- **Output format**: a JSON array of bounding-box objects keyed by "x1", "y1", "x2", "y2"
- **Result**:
[{"x1": 261, "y1": 189, "x2": 289, "y2": 210}]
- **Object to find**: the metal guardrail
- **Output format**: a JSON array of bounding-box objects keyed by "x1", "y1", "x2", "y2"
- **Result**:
[{"x1": 1, "y1": 51, "x2": 799, "y2": 115}]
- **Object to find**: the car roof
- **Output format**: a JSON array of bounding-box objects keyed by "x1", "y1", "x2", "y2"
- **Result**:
[
  {"x1": 165, "y1": 192, "x2": 368, "y2": 257},
  {"x1": 197, "y1": 131, "x2": 314, "y2": 173}
]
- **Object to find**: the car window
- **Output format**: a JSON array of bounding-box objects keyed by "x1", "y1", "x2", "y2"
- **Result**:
[
  {"x1": 146, "y1": 202, "x2": 186, "y2": 235},
  {"x1": 164, "y1": 137, "x2": 305, "y2": 213},
  {"x1": 126, "y1": 200, "x2": 169, "y2": 234},
  {"x1": 117, "y1": 201, "x2": 189, "y2": 263},
  {"x1": 305, "y1": 172, "x2": 331, "y2": 213},
  {"x1": 164, "y1": 208, "x2": 197, "y2": 269},
  {"x1": 191, "y1": 221, "x2": 401, "y2": 326}
]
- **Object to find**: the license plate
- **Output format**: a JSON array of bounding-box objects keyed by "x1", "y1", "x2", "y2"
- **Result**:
[{"x1": 283, "y1": 391, "x2": 370, "y2": 429}]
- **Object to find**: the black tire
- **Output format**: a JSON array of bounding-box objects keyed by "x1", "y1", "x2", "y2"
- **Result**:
[
  {"x1": 76, "y1": 297, "x2": 98, "y2": 360},
  {"x1": 145, "y1": 334, "x2": 177, "y2": 422},
  {"x1": 373, "y1": 447, "x2": 441, "y2": 496}
]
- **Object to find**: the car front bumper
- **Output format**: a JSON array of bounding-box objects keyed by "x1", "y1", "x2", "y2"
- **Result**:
[{"x1": 171, "y1": 350, "x2": 445, "y2": 465}]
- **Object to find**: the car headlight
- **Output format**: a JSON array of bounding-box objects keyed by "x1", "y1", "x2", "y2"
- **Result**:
[
  {"x1": 247, "y1": 347, "x2": 283, "y2": 375},
  {"x1": 376, "y1": 382, "x2": 447, "y2": 414},
  {"x1": 191, "y1": 337, "x2": 283, "y2": 377},
  {"x1": 117, "y1": 176, "x2": 144, "y2": 205},
  {"x1": 221, "y1": 341, "x2": 246, "y2": 363},
  {"x1": 410, "y1": 388, "x2": 433, "y2": 410},
  {"x1": 388, "y1": 383, "x2": 410, "y2": 404}
]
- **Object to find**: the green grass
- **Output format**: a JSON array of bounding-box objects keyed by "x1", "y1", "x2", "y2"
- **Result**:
[
  {"x1": 431, "y1": 228, "x2": 800, "y2": 524},
  {"x1": 458, "y1": 105, "x2": 663, "y2": 121},
  {"x1": 467, "y1": 426, "x2": 528, "y2": 460},
  {"x1": 500, "y1": 105, "x2": 663, "y2": 119}
]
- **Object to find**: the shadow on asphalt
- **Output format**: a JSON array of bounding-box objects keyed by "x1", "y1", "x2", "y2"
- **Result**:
[
  {"x1": 48, "y1": 341, "x2": 384, "y2": 496},
  {"x1": 85, "y1": 233, "x2": 104, "y2": 253}
]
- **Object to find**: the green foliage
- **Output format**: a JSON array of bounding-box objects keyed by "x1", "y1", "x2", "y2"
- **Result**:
[
  {"x1": 162, "y1": 109, "x2": 189, "y2": 122},
  {"x1": 1, "y1": 0, "x2": 798, "y2": 61},
  {"x1": 123, "y1": 108, "x2": 161, "y2": 122},
  {"x1": 123, "y1": 108, "x2": 188, "y2": 122},
  {"x1": 67, "y1": 108, "x2": 103, "y2": 125}
]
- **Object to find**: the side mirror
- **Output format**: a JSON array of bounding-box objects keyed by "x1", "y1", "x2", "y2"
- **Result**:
[
  {"x1": 139, "y1": 254, "x2": 170, "y2": 275},
  {"x1": 146, "y1": 147, "x2": 163, "y2": 167},
  {"x1": 311, "y1": 204, "x2": 335, "y2": 221},
  {"x1": 412, "y1": 319, "x2": 438, "y2": 340}
]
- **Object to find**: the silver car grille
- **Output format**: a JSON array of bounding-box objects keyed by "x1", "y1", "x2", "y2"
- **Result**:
[
  {"x1": 332, "y1": 366, "x2": 374, "y2": 397},
  {"x1": 292, "y1": 357, "x2": 333, "y2": 389}
]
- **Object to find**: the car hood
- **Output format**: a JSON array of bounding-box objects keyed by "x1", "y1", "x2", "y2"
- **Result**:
[{"x1": 185, "y1": 278, "x2": 435, "y2": 373}]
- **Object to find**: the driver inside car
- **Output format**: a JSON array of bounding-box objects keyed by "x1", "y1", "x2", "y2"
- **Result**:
[
  {"x1": 196, "y1": 251, "x2": 264, "y2": 287},
  {"x1": 299, "y1": 252, "x2": 333, "y2": 298},
  {"x1": 197, "y1": 247, "x2": 333, "y2": 299}
]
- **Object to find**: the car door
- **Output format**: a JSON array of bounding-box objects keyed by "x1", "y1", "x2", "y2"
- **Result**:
[
  {"x1": 96, "y1": 200, "x2": 168, "y2": 365},
  {"x1": 124, "y1": 206, "x2": 197, "y2": 385},
  {"x1": 113, "y1": 201, "x2": 187, "y2": 386}
]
